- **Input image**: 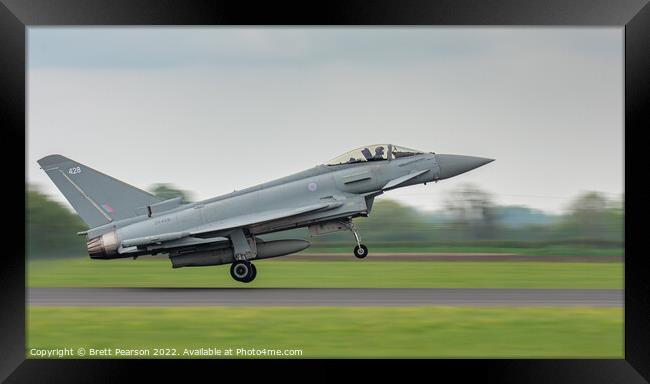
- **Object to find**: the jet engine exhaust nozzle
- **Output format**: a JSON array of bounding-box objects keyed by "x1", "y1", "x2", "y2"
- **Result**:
[{"x1": 87, "y1": 230, "x2": 119, "y2": 259}]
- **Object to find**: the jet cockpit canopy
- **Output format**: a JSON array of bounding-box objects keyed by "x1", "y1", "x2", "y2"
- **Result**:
[{"x1": 326, "y1": 144, "x2": 424, "y2": 166}]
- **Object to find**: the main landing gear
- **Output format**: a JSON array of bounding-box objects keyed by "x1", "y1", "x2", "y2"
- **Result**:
[
  {"x1": 345, "y1": 221, "x2": 368, "y2": 259},
  {"x1": 229, "y1": 229, "x2": 257, "y2": 283},
  {"x1": 230, "y1": 260, "x2": 257, "y2": 283}
]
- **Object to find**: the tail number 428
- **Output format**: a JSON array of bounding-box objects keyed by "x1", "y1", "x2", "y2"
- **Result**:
[{"x1": 68, "y1": 166, "x2": 82, "y2": 175}]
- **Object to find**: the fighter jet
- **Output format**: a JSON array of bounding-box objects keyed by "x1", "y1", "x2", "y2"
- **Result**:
[{"x1": 38, "y1": 144, "x2": 493, "y2": 283}]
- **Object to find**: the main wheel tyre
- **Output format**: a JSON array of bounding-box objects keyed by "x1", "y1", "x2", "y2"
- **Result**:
[
  {"x1": 247, "y1": 264, "x2": 257, "y2": 282},
  {"x1": 230, "y1": 261, "x2": 251, "y2": 282},
  {"x1": 353, "y1": 244, "x2": 368, "y2": 259}
]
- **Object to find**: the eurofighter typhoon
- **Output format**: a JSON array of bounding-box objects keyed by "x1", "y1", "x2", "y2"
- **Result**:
[{"x1": 38, "y1": 145, "x2": 493, "y2": 282}]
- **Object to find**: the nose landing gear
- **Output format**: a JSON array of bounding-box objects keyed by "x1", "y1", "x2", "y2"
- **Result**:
[
  {"x1": 345, "y1": 221, "x2": 368, "y2": 259},
  {"x1": 230, "y1": 260, "x2": 257, "y2": 283}
]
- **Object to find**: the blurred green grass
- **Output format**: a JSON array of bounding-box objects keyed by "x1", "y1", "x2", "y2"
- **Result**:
[
  {"x1": 27, "y1": 306, "x2": 622, "y2": 358},
  {"x1": 28, "y1": 258, "x2": 622, "y2": 288}
]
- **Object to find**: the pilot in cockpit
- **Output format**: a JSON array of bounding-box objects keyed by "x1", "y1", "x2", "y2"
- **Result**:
[
  {"x1": 361, "y1": 147, "x2": 373, "y2": 160},
  {"x1": 373, "y1": 146, "x2": 385, "y2": 160}
]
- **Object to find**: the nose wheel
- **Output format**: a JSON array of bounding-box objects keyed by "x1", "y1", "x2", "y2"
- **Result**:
[
  {"x1": 354, "y1": 244, "x2": 368, "y2": 259},
  {"x1": 342, "y1": 220, "x2": 369, "y2": 259},
  {"x1": 230, "y1": 260, "x2": 257, "y2": 283}
]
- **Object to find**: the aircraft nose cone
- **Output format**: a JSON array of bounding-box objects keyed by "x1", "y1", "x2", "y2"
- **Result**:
[{"x1": 436, "y1": 154, "x2": 494, "y2": 180}]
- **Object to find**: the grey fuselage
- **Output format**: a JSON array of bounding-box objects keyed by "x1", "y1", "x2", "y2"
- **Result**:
[{"x1": 87, "y1": 152, "x2": 441, "y2": 253}]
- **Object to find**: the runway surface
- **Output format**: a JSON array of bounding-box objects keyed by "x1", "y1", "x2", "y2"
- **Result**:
[{"x1": 28, "y1": 288, "x2": 623, "y2": 307}]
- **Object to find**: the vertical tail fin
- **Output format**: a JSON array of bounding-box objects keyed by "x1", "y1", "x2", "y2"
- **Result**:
[{"x1": 37, "y1": 155, "x2": 162, "y2": 228}]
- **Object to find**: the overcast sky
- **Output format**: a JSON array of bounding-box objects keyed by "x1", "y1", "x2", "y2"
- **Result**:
[{"x1": 27, "y1": 27, "x2": 623, "y2": 214}]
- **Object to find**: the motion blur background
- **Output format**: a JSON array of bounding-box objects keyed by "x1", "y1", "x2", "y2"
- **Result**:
[
  {"x1": 26, "y1": 27, "x2": 624, "y2": 358},
  {"x1": 27, "y1": 182, "x2": 624, "y2": 259}
]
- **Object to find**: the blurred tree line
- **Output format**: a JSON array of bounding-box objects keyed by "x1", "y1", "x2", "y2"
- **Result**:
[
  {"x1": 148, "y1": 183, "x2": 194, "y2": 203},
  {"x1": 27, "y1": 185, "x2": 87, "y2": 258},
  {"x1": 26, "y1": 182, "x2": 624, "y2": 259},
  {"x1": 297, "y1": 183, "x2": 624, "y2": 247}
]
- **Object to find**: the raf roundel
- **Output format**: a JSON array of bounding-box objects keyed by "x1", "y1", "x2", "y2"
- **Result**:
[{"x1": 307, "y1": 182, "x2": 318, "y2": 192}]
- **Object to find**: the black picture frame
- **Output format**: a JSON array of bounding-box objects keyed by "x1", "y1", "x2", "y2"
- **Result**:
[{"x1": 2, "y1": 0, "x2": 648, "y2": 382}]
